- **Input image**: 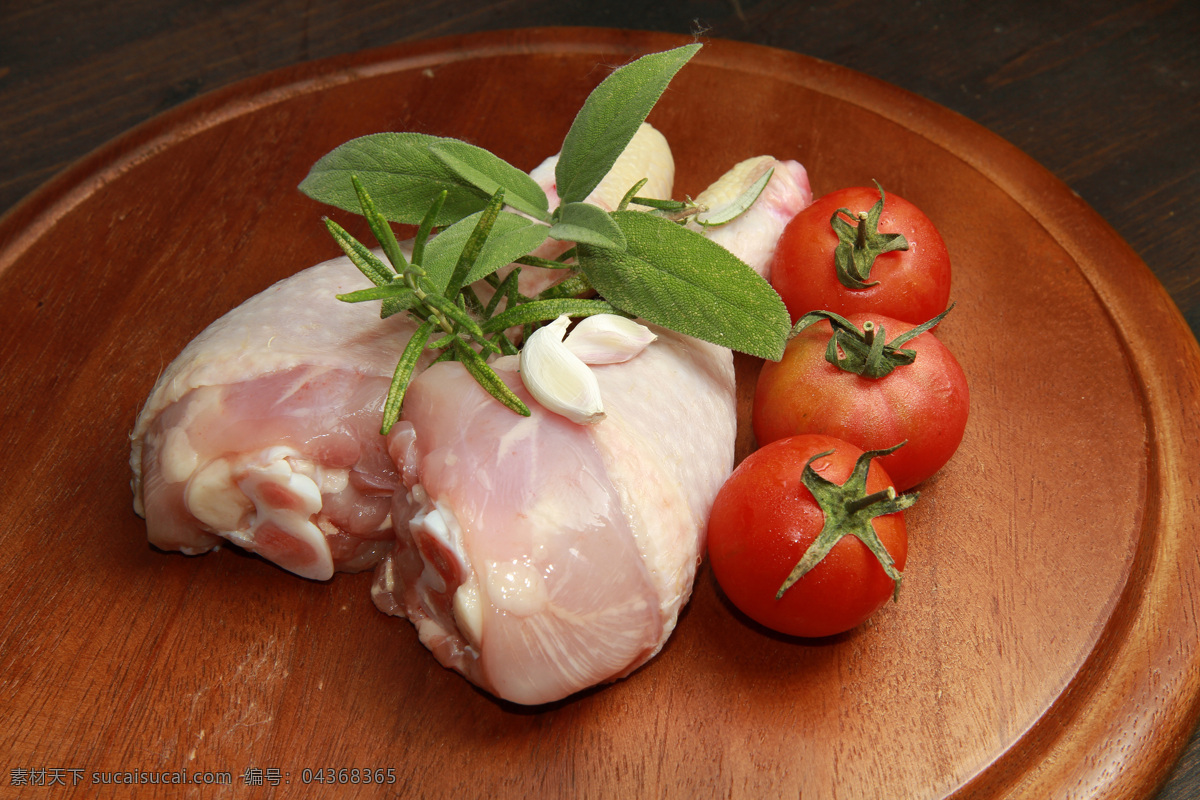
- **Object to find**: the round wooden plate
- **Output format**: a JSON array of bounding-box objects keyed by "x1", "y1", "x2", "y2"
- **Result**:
[{"x1": 2, "y1": 28, "x2": 1198, "y2": 800}]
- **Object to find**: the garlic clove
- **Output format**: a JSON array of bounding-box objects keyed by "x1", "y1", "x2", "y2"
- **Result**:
[
  {"x1": 692, "y1": 155, "x2": 777, "y2": 227},
  {"x1": 563, "y1": 314, "x2": 657, "y2": 365},
  {"x1": 519, "y1": 316, "x2": 606, "y2": 425}
]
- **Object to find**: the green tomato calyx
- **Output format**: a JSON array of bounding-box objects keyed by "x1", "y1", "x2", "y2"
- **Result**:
[
  {"x1": 777, "y1": 444, "x2": 919, "y2": 602},
  {"x1": 790, "y1": 305, "x2": 954, "y2": 379},
  {"x1": 831, "y1": 181, "x2": 909, "y2": 289}
]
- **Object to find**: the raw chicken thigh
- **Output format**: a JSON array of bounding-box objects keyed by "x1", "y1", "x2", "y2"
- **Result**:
[
  {"x1": 370, "y1": 154, "x2": 813, "y2": 705},
  {"x1": 130, "y1": 257, "x2": 422, "y2": 580}
]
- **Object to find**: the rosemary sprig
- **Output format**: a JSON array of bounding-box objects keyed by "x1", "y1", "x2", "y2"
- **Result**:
[{"x1": 329, "y1": 178, "x2": 623, "y2": 433}]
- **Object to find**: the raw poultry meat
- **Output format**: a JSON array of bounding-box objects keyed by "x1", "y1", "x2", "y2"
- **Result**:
[
  {"x1": 369, "y1": 154, "x2": 813, "y2": 705},
  {"x1": 129, "y1": 125, "x2": 677, "y2": 582},
  {"x1": 130, "y1": 117, "x2": 813, "y2": 704},
  {"x1": 371, "y1": 327, "x2": 736, "y2": 705},
  {"x1": 130, "y1": 257, "x2": 423, "y2": 580},
  {"x1": 692, "y1": 155, "x2": 813, "y2": 281}
]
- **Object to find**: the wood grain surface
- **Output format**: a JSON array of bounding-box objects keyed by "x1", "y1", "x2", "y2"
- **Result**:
[{"x1": 1, "y1": 5, "x2": 1198, "y2": 800}]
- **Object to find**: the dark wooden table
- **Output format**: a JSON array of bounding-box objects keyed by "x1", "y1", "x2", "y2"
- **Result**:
[{"x1": 2, "y1": 1, "x2": 1197, "y2": 797}]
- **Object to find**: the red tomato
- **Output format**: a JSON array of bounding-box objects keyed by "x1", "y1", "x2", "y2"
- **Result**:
[
  {"x1": 753, "y1": 311, "x2": 968, "y2": 491},
  {"x1": 771, "y1": 185, "x2": 951, "y2": 325},
  {"x1": 707, "y1": 434, "x2": 909, "y2": 637}
]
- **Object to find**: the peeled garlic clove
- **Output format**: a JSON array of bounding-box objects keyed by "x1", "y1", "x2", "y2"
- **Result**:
[
  {"x1": 693, "y1": 155, "x2": 776, "y2": 227},
  {"x1": 563, "y1": 314, "x2": 657, "y2": 365},
  {"x1": 519, "y1": 316, "x2": 606, "y2": 425}
]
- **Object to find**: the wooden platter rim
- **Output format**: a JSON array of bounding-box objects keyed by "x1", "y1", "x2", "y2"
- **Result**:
[{"x1": 2, "y1": 27, "x2": 1198, "y2": 800}]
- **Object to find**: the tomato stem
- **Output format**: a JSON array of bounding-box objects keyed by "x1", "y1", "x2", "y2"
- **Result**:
[
  {"x1": 846, "y1": 485, "x2": 895, "y2": 514},
  {"x1": 789, "y1": 306, "x2": 953, "y2": 379},
  {"x1": 777, "y1": 444, "x2": 918, "y2": 602},
  {"x1": 854, "y1": 210, "x2": 870, "y2": 250},
  {"x1": 829, "y1": 182, "x2": 909, "y2": 289}
]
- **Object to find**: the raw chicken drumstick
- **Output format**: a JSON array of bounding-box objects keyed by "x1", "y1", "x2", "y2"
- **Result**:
[
  {"x1": 370, "y1": 155, "x2": 813, "y2": 704},
  {"x1": 372, "y1": 325, "x2": 736, "y2": 704}
]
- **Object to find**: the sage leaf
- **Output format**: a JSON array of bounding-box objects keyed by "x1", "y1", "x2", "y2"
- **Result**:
[
  {"x1": 429, "y1": 139, "x2": 551, "y2": 221},
  {"x1": 555, "y1": 44, "x2": 700, "y2": 204},
  {"x1": 300, "y1": 132, "x2": 489, "y2": 226},
  {"x1": 548, "y1": 202, "x2": 627, "y2": 250},
  {"x1": 577, "y1": 211, "x2": 790, "y2": 360},
  {"x1": 422, "y1": 209, "x2": 548, "y2": 292}
]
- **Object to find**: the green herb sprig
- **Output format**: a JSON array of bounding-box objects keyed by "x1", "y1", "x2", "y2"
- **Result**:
[
  {"x1": 300, "y1": 44, "x2": 792, "y2": 431},
  {"x1": 327, "y1": 177, "x2": 615, "y2": 431}
]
